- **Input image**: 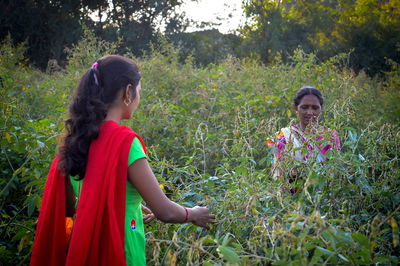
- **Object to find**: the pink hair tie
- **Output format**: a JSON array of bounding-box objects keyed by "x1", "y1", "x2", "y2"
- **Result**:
[{"x1": 91, "y1": 62, "x2": 99, "y2": 85}]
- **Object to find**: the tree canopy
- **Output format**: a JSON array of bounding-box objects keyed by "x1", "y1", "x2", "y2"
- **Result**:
[
  {"x1": 241, "y1": 0, "x2": 400, "y2": 75},
  {"x1": 0, "y1": 0, "x2": 191, "y2": 68},
  {"x1": 1, "y1": 0, "x2": 399, "y2": 75}
]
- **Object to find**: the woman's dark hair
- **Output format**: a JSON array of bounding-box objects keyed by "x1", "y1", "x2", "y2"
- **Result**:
[
  {"x1": 294, "y1": 86, "x2": 324, "y2": 107},
  {"x1": 60, "y1": 55, "x2": 141, "y2": 179}
]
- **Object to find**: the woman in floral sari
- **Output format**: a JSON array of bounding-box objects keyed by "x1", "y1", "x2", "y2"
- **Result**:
[{"x1": 271, "y1": 86, "x2": 340, "y2": 184}]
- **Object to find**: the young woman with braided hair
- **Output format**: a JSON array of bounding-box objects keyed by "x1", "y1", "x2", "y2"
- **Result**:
[{"x1": 30, "y1": 55, "x2": 216, "y2": 266}]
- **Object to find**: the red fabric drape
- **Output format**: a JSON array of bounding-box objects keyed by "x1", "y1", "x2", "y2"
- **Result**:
[{"x1": 30, "y1": 121, "x2": 147, "y2": 266}]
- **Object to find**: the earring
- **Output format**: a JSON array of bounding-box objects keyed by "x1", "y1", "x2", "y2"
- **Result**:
[{"x1": 124, "y1": 98, "x2": 132, "y2": 106}]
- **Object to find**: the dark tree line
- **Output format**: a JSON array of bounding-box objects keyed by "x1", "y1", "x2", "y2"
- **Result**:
[
  {"x1": 0, "y1": 0, "x2": 190, "y2": 68},
  {"x1": 1, "y1": 0, "x2": 399, "y2": 75}
]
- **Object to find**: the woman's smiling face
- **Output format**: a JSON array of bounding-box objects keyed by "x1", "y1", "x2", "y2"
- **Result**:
[{"x1": 295, "y1": 94, "x2": 322, "y2": 129}]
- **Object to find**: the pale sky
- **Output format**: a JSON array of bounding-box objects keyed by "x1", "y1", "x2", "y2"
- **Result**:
[{"x1": 179, "y1": 0, "x2": 245, "y2": 34}]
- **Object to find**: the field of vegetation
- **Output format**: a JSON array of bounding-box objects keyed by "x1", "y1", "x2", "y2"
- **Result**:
[{"x1": 1, "y1": 32, "x2": 399, "y2": 265}]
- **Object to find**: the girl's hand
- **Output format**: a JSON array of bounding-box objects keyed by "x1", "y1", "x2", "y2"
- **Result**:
[
  {"x1": 188, "y1": 206, "x2": 216, "y2": 230},
  {"x1": 142, "y1": 205, "x2": 155, "y2": 224}
]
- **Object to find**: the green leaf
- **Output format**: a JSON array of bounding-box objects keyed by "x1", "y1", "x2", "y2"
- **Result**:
[
  {"x1": 217, "y1": 246, "x2": 240, "y2": 263},
  {"x1": 37, "y1": 140, "x2": 45, "y2": 148},
  {"x1": 12, "y1": 230, "x2": 28, "y2": 241},
  {"x1": 272, "y1": 260, "x2": 289, "y2": 265},
  {"x1": 234, "y1": 166, "x2": 248, "y2": 177},
  {"x1": 322, "y1": 230, "x2": 336, "y2": 248},
  {"x1": 338, "y1": 253, "x2": 349, "y2": 262},
  {"x1": 372, "y1": 255, "x2": 391, "y2": 263},
  {"x1": 222, "y1": 234, "x2": 230, "y2": 246},
  {"x1": 352, "y1": 232, "x2": 370, "y2": 248},
  {"x1": 316, "y1": 246, "x2": 334, "y2": 256},
  {"x1": 27, "y1": 196, "x2": 36, "y2": 216}
]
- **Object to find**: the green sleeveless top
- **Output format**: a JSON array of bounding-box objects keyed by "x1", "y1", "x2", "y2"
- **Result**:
[{"x1": 70, "y1": 137, "x2": 147, "y2": 266}]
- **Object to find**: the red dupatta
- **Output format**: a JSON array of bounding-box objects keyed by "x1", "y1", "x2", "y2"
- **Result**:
[{"x1": 30, "y1": 120, "x2": 147, "y2": 266}]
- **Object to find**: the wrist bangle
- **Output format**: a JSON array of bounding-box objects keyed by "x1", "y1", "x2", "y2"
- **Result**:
[{"x1": 183, "y1": 207, "x2": 189, "y2": 223}]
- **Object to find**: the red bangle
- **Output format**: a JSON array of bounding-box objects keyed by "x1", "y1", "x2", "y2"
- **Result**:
[{"x1": 183, "y1": 207, "x2": 189, "y2": 223}]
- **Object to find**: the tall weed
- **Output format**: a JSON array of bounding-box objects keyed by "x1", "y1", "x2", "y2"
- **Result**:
[{"x1": 0, "y1": 33, "x2": 399, "y2": 264}]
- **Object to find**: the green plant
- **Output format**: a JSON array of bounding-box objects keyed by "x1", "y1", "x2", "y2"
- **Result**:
[{"x1": 1, "y1": 33, "x2": 399, "y2": 265}]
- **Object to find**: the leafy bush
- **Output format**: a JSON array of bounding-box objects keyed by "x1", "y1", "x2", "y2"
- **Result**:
[{"x1": 1, "y1": 32, "x2": 399, "y2": 265}]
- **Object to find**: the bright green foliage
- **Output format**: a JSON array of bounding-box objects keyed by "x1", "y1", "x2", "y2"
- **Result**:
[
  {"x1": 0, "y1": 32, "x2": 399, "y2": 264},
  {"x1": 241, "y1": 0, "x2": 400, "y2": 75}
]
